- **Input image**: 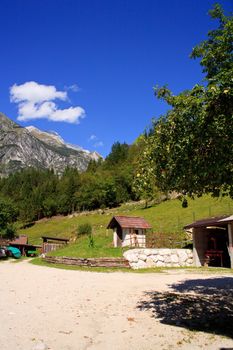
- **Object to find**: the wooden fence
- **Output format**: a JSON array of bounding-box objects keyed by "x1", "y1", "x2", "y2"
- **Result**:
[
  {"x1": 43, "y1": 243, "x2": 66, "y2": 254},
  {"x1": 44, "y1": 256, "x2": 130, "y2": 268}
]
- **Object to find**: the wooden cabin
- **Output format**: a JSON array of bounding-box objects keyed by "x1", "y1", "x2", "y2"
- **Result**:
[
  {"x1": 107, "y1": 216, "x2": 151, "y2": 248},
  {"x1": 184, "y1": 215, "x2": 233, "y2": 268},
  {"x1": 42, "y1": 236, "x2": 69, "y2": 254}
]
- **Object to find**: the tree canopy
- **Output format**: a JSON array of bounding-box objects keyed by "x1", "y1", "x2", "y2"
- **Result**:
[
  {"x1": 135, "y1": 4, "x2": 233, "y2": 200},
  {"x1": 0, "y1": 140, "x2": 143, "y2": 222},
  {"x1": 0, "y1": 197, "x2": 17, "y2": 238}
]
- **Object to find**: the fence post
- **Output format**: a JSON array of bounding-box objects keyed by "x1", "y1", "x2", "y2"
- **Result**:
[{"x1": 169, "y1": 237, "x2": 172, "y2": 248}]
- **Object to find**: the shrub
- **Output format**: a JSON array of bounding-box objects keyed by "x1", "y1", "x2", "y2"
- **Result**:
[
  {"x1": 77, "y1": 222, "x2": 92, "y2": 237},
  {"x1": 3, "y1": 224, "x2": 16, "y2": 240}
]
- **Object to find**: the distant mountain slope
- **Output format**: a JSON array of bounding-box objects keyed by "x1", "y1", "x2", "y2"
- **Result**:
[
  {"x1": 0, "y1": 113, "x2": 101, "y2": 176},
  {"x1": 25, "y1": 126, "x2": 101, "y2": 161}
]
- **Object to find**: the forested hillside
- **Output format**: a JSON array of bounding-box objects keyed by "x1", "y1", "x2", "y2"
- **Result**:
[{"x1": 0, "y1": 140, "x2": 147, "y2": 229}]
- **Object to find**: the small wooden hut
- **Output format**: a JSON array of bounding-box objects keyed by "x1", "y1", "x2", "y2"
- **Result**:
[
  {"x1": 107, "y1": 216, "x2": 151, "y2": 248},
  {"x1": 42, "y1": 236, "x2": 69, "y2": 254}
]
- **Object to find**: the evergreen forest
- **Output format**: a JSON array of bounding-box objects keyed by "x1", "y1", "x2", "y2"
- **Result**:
[{"x1": 0, "y1": 140, "x2": 146, "y2": 228}]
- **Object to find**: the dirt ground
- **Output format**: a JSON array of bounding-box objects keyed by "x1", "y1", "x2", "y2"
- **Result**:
[{"x1": 0, "y1": 260, "x2": 233, "y2": 350}]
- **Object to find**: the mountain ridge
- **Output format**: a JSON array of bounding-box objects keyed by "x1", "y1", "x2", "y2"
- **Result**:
[{"x1": 0, "y1": 113, "x2": 101, "y2": 176}]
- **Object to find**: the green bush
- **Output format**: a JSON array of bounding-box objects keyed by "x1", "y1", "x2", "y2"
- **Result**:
[
  {"x1": 77, "y1": 222, "x2": 92, "y2": 237},
  {"x1": 3, "y1": 224, "x2": 16, "y2": 239}
]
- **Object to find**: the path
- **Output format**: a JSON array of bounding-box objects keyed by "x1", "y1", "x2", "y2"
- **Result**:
[{"x1": 0, "y1": 260, "x2": 233, "y2": 350}]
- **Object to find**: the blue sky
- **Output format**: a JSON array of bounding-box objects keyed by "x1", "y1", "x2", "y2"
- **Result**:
[{"x1": 0, "y1": 0, "x2": 232, "y2": 156}]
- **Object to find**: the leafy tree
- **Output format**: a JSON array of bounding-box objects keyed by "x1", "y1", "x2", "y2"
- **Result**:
[
  {"x1": 57, "y1": 168, "x2": 80, "y2": 214},
  {"x1": 133, "y1": 135, "x2": 160, "y2": 206},
  {"x1": 0, "y1": 197, "x2": 17, "y2": 238},
  {"x1": 114, "y1": 169, "x2": 132, "y2": 203},
  {"x1": 105, "y1": 142, "x2": 129, "y2": 166},
  {"x1": 76, "y1": 173, "x2": 118, "y2": 210},
  {"x1": 136, "y1": 4, "x2": 233, "y2": 199},
  {"x1": 42, "y1": 198, "x2": 57, "y2": 217},
  {"x1": 191, "y1": 3, "x2": 233, "y2": 85},
  {"x1": 102, "y1": 177, "x2": 118, "y2": 208},
  {"x1": 4, "y1": 224, "x2": 16, "y2": 240},
  {"x1": 86, "y1": 159, "x2": 103, "y2": 173}
]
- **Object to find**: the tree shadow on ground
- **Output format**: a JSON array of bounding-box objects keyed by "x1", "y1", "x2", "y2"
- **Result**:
[{"x1": 137, "y1": 277, "x2": 233, "y2": 339}]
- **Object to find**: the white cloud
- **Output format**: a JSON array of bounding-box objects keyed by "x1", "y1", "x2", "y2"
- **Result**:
[
  {"x1": 10, "y1": 81, "x2": 67, "y2": 103},
  {"x1": 88, "y1": 134, "x2": 97, "y2": 141},
  {"x1": 50, "y1": 107, "x2": 85, "y2": 123},
  {"x1": 88, "y1": 134, "x2": 103, "y2": 147},
  {"x1": 94, "y1": 141, "x2": 104, "y2": 148},
  {"x1": 65, "y1": 84, "x2": 80, "y2": 92},
  {"x1": 10, "y1": 81, "x2": 85, "y2": 124}
]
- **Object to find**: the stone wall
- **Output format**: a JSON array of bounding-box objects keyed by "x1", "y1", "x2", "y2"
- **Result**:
[{"x1": 123, "y1": 248, "x2": 193, "y2": 269}]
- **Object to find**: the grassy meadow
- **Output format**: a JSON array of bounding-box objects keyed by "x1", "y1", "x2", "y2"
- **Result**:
[{"x1": 18, "y1": 195, "x2": 233, "y2": 258}]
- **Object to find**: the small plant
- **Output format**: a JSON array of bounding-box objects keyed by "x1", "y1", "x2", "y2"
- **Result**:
[
  {"x1": 77, "y1": 222, "x2": 92, "y2": 237},
  {"x1": 182, "y1": 198, "x2": 188, "y2": 208},
  {"x1": 77, "y1": 222, "x2": 95, "y2": 247},
  {"x1": 88, "y1": 233, "x2": 95, "y2": 248}
]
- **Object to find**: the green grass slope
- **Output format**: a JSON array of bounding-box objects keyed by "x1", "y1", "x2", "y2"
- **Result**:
[{"x1": 19, "y1": 195, "x2": 233, "y2": 258}]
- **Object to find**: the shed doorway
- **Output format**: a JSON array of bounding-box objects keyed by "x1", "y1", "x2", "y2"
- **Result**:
[
  {"x1": 205, "y1": 228, "x2": 230, "y2": 268},
  {"x1": 184, "y1": 216, "x2": 233, "y2": 269}
]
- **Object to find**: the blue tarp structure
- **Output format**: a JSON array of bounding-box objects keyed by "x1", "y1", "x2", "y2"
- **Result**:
[{"x1": 7, "y1": 246, "x2": 21, "y2": 259}]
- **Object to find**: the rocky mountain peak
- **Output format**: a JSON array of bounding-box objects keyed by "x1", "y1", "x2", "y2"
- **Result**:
[
  {"x1": 0, "y1": 112, "x2": 21, "y2": 131},
  {"x1": 26, "y1": 126, "x2": 66, "y2": 147},
  {"x1": 0, "y1": 113, "x2": 102, "y2": 176}
]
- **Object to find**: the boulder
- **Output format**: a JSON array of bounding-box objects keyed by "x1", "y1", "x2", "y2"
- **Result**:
[
  {"x1": 123, "y1": 251, "x2": 138, "y2": 263},
  {"x1": 178, "y1": 251, "x2": 188, "y2": 263},
  {"x1": 137, "y1": 260, "x2": 147, "y2": 269},
  {"x1": 146, "y1": 257, "x2": 155, "y2": 267},
  {"x1": 171, "y1": 254, "x2": 179, "y2": 263},
  {"x1": 138, "y1": 254, "x2": 147, "y2": 261},
  {"x1": 159, "y1": 249, "x2": 171, "y2": 255},
  {"x1": 164, "y1": 255, "x2": 171, "y2": 263},
  {"x1": 157, "y1": 255, "x2": 164, "y2": 262},
  {"x1": 187, "y1": 258, "x2": 194, "y2": 265}
]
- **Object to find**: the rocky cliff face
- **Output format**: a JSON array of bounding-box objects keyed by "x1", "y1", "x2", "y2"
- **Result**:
[{"x1": 0, "y1": 113, "x2": 101, "y2": 176}]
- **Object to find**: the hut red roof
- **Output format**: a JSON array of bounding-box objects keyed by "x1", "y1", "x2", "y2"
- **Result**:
[
  {"x1": 184, "y1": 215, "x2": 230, "y2": 229},
  {"x1": 10, "y1": 235, "x2": 28, "y2": 245},
  {"x1": 107, "y1": 216, "x2": 152, "y2": 229}
]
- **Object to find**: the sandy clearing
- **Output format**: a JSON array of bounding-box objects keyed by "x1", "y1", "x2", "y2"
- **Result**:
[{"x1": 0, "y1": 260, "x2": 233, "y2": 350}]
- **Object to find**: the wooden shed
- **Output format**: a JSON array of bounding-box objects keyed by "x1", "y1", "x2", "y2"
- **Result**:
[
  {"x1": 42, "y1": 236, "x2": 69, "y2": 254},
  {"x1": 184, "y1": 215, "x2": 233, "y2": 268},
  {"x1": 107, "y1": 216, "x2": 151, "y2": 248}
]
